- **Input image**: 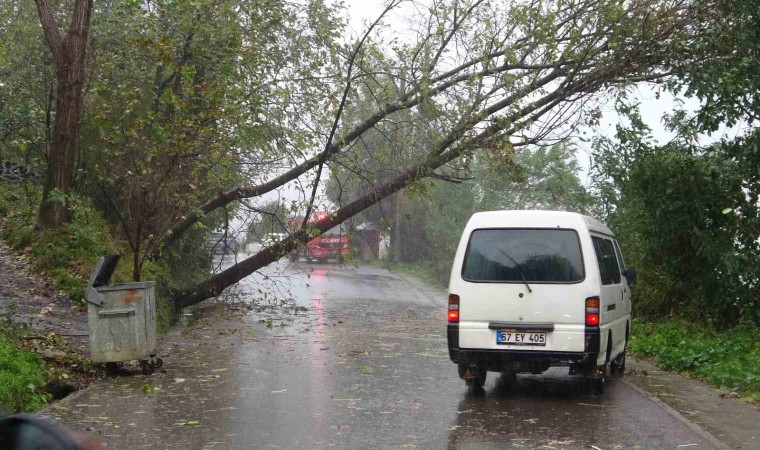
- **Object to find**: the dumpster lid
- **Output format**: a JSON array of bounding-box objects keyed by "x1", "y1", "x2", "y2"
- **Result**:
[{"x1": 90, "y1": 255, "x2": 120, "y2": 288}]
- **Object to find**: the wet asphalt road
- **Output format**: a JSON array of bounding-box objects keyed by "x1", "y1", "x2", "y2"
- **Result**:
[{"x1": 46, "y1": 258, "x2": 723, "y2": 449}]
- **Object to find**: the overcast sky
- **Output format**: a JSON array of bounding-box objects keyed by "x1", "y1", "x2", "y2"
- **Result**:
[{"x1": 342, "y1": 0, "x2": 749, "y2": 183}]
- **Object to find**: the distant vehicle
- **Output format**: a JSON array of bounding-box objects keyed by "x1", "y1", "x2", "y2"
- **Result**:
[
  {"x1": 260, "y1": 232, "x2": 286, "y2": 248},
  {"x1": 289, "y1": 211, "x2": 349, "y2": 263},
  {"x1": 446, "y1": 210, "x2": 636, "y2": 393},
  {"x1": 208, "y1": 231, "x2": 241, "y2": 254}
]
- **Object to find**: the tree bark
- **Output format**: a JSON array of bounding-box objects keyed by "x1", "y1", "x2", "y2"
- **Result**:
[{"x1": 35, "y1": 0, "x2": 94, "y2": 228}]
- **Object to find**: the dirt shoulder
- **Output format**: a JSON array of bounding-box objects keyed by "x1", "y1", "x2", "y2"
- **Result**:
[
  {"x1": 0, "y1": 242, "x2": 94, "y2": 403},
  {"x1": 0, "y1": 242, "x2": 89, "y2": 354}
]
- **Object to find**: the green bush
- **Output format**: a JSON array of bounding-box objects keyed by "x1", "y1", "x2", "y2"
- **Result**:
[
  {"x1": 0, "y1": 335, "x2": 48, "y2": 413},
  {"x1": 155, "y1": 296, "x2": 174, "y2": 335},
  {"x1": 31, "y1": 203, "x2": 119, "y2": 304},
  {"x1": 630, "y1": 319, "x2": 759, "y2": 400},
  {"x1": 0, "y1": 183, "x2": 39, "y2": 248}
]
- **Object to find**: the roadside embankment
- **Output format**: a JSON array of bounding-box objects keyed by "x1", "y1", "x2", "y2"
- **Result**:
[{"x1": 0, "y1": 242, "x2": 92, "y2": 412}]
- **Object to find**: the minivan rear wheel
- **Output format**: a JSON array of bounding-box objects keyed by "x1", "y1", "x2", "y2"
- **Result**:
[
  {"x1": 612, "y1": 346, "x2": 626, "y2": 376},
  {"x1": 612, "y1": 328, "x2": 629, "y2": 376},
  {"x1": 591, "y1": 335, "x2": 612, "y2": 394},
  {"x1": 459, "y1": 364, "x2": 487, "y2": 389}
]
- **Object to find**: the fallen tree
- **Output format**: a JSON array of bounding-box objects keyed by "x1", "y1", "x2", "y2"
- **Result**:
[{"x1": 172, "y1": 0, "x2": 708, "y2": 307}]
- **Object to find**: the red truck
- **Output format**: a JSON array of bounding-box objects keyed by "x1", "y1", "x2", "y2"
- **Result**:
[{"x1": 293, "y1": 211, "x2": 350, "y2": 263}]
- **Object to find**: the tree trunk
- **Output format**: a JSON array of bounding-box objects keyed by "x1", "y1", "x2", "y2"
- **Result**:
[
  {"x1": 392, "y1": 192, "x2": 403, "y2": 261},
  {"x1": 173, "y1": 144, "x2": 467, "y2": 308},
  {"x1": 35, "y1": 0, "x2": 94, "y2": 228},
  {"x1": 133, "y1": 238, "x2": 142, "y2": 282},
  {"x1": 39, "y1": 67, "x2": 84, "y2": 226}
]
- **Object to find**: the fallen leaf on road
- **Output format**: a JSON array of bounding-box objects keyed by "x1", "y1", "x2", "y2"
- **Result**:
[{"x1": 185, "y1": 421, "x2": 201, "y2": 427}]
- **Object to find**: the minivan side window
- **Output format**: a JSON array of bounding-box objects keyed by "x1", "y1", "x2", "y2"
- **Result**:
[
  {"x1": 613, "y1": 240, "x2": 626, "y2": 272},
  {"x1": 592, "y1": 237, "x2": 621, "y2": 285},
  {"x1": 592, "y1": 237, "x2": 612, "y2": 285}
]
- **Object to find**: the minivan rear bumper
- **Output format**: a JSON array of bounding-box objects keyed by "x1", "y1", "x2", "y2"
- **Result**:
[{"x1": 448, "y1": 324, "x2": 600, "y2": 366}]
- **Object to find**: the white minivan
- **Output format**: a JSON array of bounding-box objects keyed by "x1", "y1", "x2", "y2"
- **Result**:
[{"x1": 446, "y1": 210, "x2": 636, "y2": 392}]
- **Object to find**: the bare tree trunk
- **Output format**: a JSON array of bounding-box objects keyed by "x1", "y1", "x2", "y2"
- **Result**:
[
  {"x1": 35, "y1": 0, "x2": 94, "y2": 228},
  {"x1": 392, "y1": 192, "x2": 403, "y2": 261},
  {"x1": 133, "y1": 230, "x2": 142, "y2": 282}
]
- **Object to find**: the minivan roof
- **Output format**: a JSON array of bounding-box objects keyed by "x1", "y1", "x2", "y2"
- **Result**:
[{"x1": 467, "y1": 210, "x2": 614, "y2": 236}]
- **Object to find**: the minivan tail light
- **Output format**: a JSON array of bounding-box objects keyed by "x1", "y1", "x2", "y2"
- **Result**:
[
  {"x1": 585, "y1": 296, "x2": 600, "y2": 326},
  {"x1": 448, "y1": 294, "x2": 460, "y2": 323}
]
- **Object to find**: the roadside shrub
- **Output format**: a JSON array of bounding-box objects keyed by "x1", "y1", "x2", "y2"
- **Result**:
[
  {"x1": 630, "y1": 319, "x2": 760, "y2": 400},
  {"x1": 31, "y1": 199, "x2": 120, "y2": 303},
  {"x1": 0, "y1": 183, "x2": 39, "y2": 248}
]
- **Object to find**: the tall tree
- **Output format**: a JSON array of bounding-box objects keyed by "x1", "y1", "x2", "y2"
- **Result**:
[
  {"x1": 590, "y1": 0, "x2": 760, "y2": 327},
  {"x1": 172, "y1": 0, "x2": 705, "y2": 308},
  {"x1": 34, "y1": 0, "x2": 93, "y2": 227}
]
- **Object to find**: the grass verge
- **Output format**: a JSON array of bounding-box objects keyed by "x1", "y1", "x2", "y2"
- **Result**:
[
  {"x1": 630, "y1": 319, "x2": 759, "y2": 401},
  {"x1": 0, "y1": 327, "x2": 49, "y2": 413},
  {"x1": 384, "y1": 260, "x2": 447, "y2": 288}
]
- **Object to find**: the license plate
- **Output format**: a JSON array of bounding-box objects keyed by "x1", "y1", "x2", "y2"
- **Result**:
[{"x1": 496, "y1": 330, "x2": 546, "y2": 346}]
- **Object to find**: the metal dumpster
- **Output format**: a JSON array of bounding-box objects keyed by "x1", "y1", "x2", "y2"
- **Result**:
[{"x1": 86, "y1": 255, "x2": 162, "y2": 374}]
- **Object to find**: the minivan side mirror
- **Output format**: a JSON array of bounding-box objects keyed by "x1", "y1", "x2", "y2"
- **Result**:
[{"x1": 624, "y1": 267, "x2": 637, "y2": 286}]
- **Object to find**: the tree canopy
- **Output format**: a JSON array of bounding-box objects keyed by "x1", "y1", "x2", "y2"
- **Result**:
[{"x1": 1, "y1": 0, "x2": 757, "y2": 327}]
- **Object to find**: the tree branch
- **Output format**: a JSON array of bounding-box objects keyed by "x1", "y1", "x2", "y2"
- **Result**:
[{"x1": 34, "y1": 0, "x2": 65, "y2": 67}]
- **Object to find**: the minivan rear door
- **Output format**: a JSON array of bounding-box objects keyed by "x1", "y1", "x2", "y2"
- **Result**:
[{"x1": 458, "y1": 228, "x2": 588, "y2": 326}]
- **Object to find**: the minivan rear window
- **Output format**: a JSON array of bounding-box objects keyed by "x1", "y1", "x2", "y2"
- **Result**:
[{"x1": 462, "y1": 229, "x2": 584, "y2": 283}]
